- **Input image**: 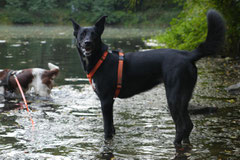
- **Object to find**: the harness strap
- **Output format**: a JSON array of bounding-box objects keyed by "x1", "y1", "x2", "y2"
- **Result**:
[
  {"x1": 114, "y1": 52, "x2": 124, "y2": 98},
  {"x1": 87, "y1": 51, "x2": 109, "y2": 86},
  {"x1": 86, "y1": 51, "x2": 124, "y2": 98}
]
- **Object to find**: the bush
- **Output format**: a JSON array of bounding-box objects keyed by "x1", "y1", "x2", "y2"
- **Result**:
[
  {"x1": 152, "y1": 0, "x2": 240, "y2": 57},
  {"x1": 8, "y1": 10, "x2": 34, "y2": 24},
  {"x1": 1, "y1": 0, "x2": 182, "y2": 28},
  {"x1": 152, "y1": 1, "x2": 210, "y2": 51},
  {"x1": 0, "y1": 10, "x2": 10, "y2": 24}
]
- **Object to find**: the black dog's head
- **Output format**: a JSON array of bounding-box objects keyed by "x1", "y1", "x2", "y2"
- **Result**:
[{"x1": 70, "y1": 16, "x2": 107, "y2": 57}]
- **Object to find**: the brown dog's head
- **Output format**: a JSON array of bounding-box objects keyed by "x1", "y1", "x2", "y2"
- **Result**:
[{"x1": 0, "y1": 69, "x2": 11, "y2": 87}]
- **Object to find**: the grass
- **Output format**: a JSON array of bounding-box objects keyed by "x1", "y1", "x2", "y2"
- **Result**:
[{"x1": 0, "y1": 25, "x2": 163, "y2": 41}]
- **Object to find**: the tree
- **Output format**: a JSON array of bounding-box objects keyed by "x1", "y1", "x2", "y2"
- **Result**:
[
  {"x1": 1, "y1": 0, "x2": 181, "y2": 26},
  {"x1": 5, "y1": 0, "x2": 57, "y2": 24},
  {"x1": 0, "y1": 0, "x2": 7, "y2": 8},
  {"x1": 215, "y1": 0, "x2": 240, "y2": 57}
]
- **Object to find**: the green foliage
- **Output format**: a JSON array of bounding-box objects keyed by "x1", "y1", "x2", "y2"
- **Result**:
[
  {"x1": 68, "y1": 0, "x2": 131, "y2": 25},
  {"x1": 153, "y1": 1, "x2": 211, "y2": 50},
  {"x1": 8, "y1": 9, "x2": 34, "y2": 24},
  {"x1": 4, "y1": 0, "x2": 57, "y2": 24},
  {"x1": 214, "y1": 0, "x2": 240, "y2": 57},
  {"x1": 0, "y1": 10, "x2": 10, "y2": 24},
  {"x1": 0, "y1": 0, "x2": 182, "y2": 26},
  {"x1": 153, "y1": 0, "x2": 240, "y2": 57}
]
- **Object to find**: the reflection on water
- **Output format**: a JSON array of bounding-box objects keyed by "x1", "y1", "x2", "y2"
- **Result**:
[
  {"x1": 0, "y1": 36, "x2": 147, "y2": 85},
  {"x1": 0, "y1": 27, "x2": 239, "y2": 159}
]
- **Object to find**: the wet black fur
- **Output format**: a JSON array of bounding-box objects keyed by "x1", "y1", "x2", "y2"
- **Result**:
[{"x1": 70, "y1": 10, "x2": 225, "y2": 147}]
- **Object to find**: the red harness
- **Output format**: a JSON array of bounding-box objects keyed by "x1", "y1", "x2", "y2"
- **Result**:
[{"x1": 87, "y1": 51, "x2": 124, "y2": 98}]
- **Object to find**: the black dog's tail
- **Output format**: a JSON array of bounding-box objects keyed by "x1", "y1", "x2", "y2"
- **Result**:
[{"x1": 190, "y1": 10, "x2": 225, "y2": 62}]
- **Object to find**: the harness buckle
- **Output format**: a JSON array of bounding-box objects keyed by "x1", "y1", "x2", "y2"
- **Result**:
[
  {"x1": 119, "y1": 56, "x2": 124, "y2": 60},
  {"x1": 117, "y1": 84, "x2": 122, "y2": 89}
]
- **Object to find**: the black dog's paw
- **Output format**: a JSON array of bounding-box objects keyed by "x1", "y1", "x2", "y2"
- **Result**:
[
  {"x1": 182, "y1": 138, "x2": 191, "y2": 145},
  {"x1": 174, "y1": 141, "x2": 182, "y2": 149},
  {"x1": 99, "y1": 139, "x2": 115, "y2": 160}
]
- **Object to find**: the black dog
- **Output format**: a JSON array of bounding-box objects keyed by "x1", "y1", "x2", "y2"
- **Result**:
[{"x1": 70, "y1": 10, "x2": 225, "y2": 147}]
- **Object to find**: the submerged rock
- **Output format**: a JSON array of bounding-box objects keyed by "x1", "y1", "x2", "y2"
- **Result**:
[
  {"x1": 225, "y1": 82, "x2": 240, "y2": 94},
  {"x1": 188, "y1": 104, "x2": 218, "y2": 115}
]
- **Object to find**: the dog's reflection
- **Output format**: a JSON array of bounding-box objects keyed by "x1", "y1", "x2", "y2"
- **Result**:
[
  {"x1": 99, "y1": 139, "x2": 193, "y2": 160},
  {"x1": 100, "y1": 139, "x2": 115, "y2": 160},
  {"x1": 173, "y1": 144, "x2": 192, "y2": 160},
  {"x1": 0, "y1": 101, "x2": 24, "y2": 113}
]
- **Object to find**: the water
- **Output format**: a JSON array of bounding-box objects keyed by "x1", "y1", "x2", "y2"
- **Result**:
[{"x1": 0, "y1": 26, "x2": 239, "y2": 159}]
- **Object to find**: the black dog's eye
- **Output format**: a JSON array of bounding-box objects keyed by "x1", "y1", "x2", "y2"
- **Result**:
[
  {"x1": 91, "y1": 31, "x2": 99, "y2": 38},
  {"x1": 80, "y1": 31, "x2": 86, "y2": 38}
]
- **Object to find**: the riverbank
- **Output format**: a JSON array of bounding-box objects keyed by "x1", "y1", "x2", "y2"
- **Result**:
[
  {"x1": 0, "y1": 6, "x2": 181, "y2": 27},
  {"x1": 0, "y1": 25, "x2": 162, "y2": 41}
]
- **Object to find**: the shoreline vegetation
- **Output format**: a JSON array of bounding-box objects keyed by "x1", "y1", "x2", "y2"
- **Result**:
[
  {"x1": 0, "y1": 1, "x2": 181, "y2": 27},
  {"x1": 0, "y1": 25, "x2": 162, "y2": 41},
  {"x1": 0, "y1": 0, "x2": 239, "y2": 57},
  {"x1": 152, "y1": 0, "x2": 240, "y2": 57}
]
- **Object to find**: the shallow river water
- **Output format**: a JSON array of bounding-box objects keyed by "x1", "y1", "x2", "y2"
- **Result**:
[{"x1": 0, "y1": 26, "x2": 239, "y2": 159}]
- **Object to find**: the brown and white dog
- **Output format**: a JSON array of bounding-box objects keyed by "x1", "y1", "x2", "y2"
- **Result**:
[{"x1": 0, "y1": 63, "x2": 59, "y2": 99}]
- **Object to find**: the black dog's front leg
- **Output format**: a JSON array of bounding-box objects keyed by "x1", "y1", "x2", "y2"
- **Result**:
[{"x1": 100, "y1": 98, "x2": 115, "y2": 140}]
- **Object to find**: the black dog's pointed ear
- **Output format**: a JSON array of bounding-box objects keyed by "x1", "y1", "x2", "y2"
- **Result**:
[
  {"x1": 95, "y1": 16, "x2": 107, "y2": 35},
  {"x1": 70, "y1": 18, "x2": 80, "y2": 37}
]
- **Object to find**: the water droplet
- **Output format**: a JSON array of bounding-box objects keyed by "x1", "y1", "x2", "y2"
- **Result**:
[{"x1": 10, "y1": 44, "x2": 21, "y2": 47}]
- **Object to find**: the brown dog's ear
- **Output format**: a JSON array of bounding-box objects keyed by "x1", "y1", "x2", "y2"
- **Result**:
[
  {"x1": 95, "y1": 16, "x2": 107, "y2": 35},
  {"x1": 70, "y1": 18, "x2": 80, "y2": 37}
]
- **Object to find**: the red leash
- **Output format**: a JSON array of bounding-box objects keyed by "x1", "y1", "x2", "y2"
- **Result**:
[{"x1": 13, "y1": 75, "x2": 35, "y2": 129}]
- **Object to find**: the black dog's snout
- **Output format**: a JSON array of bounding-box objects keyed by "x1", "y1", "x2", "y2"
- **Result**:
[{"x1": 84, "y1": 40, "x2": 92, "y2": 46}]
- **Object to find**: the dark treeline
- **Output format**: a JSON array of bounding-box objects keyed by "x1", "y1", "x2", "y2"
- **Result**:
[
  {"x1": 0, "y1": 0, "x2": 182, "y2": 26},
  {"x1": 1, "y1": 0, "x2": 238, "y2": 56}
]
